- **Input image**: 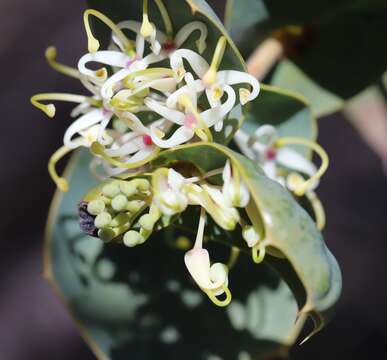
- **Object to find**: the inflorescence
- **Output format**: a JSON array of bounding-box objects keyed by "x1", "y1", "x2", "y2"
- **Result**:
[{"x1": 32, "y1": 0, "x2": 329, "y2": 307}]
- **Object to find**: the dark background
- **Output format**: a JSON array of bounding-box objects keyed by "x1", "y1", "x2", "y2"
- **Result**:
[{"x1": 1, "y1": 0, "x2": 386, "y2": 359}]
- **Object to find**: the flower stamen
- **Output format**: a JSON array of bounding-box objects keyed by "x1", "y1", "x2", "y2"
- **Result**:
[
  {"x1": 276, "y1": 137, "x2": 329, "y2": 196},
  {"x1": 48, "y1": 146, "x2": 72, "y2": 191},
  {"x1": 252, "y1": 242, "x2": 266, "y2": 264},
  {"x1": 202, "y1": 36, "x2": 227, "y2": 86},
  {"x1": 30, "y1": 93, "x2": 99, "y2": 118},
  {"x1": 154, "y1": 0, "x2": 173, "y2": 38},
  {"x1": 178, "y1": 93, "x2": 213, "y2": 142},
  {"x1": 45, "y1": 46, "x2": 80, "y2": 79},
  {"x1": 90, "y1": 141, "x2": 160, "y2": 169},
  {"x1": 141, "y1": 0, "x2": 155, "y2": 38},
  {"x1": 287, "y1": 173, "x2": 326, "y2": 230},
  {"x1": 84, "y1": 9, "x2": 134, "y2": 54}
]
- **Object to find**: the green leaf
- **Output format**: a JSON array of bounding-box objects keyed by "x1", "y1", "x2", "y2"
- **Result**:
[
  {"x1": 289, "y1": 7, "x2": 387, "y2": 99},
  {"x1": 225, "y1": 0, "x2": 387, "y2": 100},
  {"x1": 46, "y1": 149, "x2": 303, "y2": 359},
  {"x1": 152, "y1": 142, "x2": 342, "y2": 343},
  {"x1": 270, "y1": 60, "x2": 343, "y2": 117}
]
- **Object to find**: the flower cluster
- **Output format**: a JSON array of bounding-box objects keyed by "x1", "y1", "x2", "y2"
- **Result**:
[
  {"x1": 33, "y1": 0, "x2": 329, "y2": 308},
  {"x1": 31, "y1": 2, "x2": 259, "y2": 192},
  {"x1": 81, "y1": 160, "x2": 265, "y2": 306}
]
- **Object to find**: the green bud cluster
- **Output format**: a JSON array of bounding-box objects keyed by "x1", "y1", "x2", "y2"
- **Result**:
[{"x1": 87, "y1": 178, "x2": 152, "y2": 244}]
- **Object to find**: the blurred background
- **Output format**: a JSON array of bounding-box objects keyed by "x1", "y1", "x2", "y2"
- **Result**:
[{"x1": 0, "y1": 0, "x2": 386, "y2": 359}]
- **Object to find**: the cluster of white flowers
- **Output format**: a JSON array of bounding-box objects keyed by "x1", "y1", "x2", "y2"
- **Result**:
[
  {"x1": 32, "y1": 1, "x2": 328, "y2": 308},
  {"x1": 31, "y1": 5, "x2": 259, "y2": 192},
  {"x1": 85, "y1": 159, "x2": 261, "y2": 307}
]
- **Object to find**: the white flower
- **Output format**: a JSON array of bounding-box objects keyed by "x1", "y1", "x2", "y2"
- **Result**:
[
  {"x1": 222, "y1": 160, "x2": 250, "y2": 207},
  {"x1": 169, "y1": 36, "x2": 260, "y2": 130},
  {"x1": 152, "y1": 167, "x2": 189, "y2": 215},
  {"x1": 145, "y1": 85, "x2": 236, "y2": 147},
  {"x1": 156, "y1": 21, "x2": 208, "y2": 56},
  {"x1": 90, "y1": 117, "x2": 168, "y2": 172},
  {"x1": 235, "y1": 125, "x2": 317, "y2": 186},
  {"x1": 184, "y1": 248, "x2": 229, "y2": 296},
  {"x1": 184, "y1": 207, "x2": 231, "y2": 307}
]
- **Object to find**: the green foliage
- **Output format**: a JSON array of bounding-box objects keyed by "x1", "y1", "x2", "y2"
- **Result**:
[{"x1": 226, "y1": 0, "x2": 387, "y2": 104}]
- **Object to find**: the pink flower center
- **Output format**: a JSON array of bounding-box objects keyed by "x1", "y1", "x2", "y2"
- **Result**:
[
  {"x1": 162, "y1": 40, "x2": 176, "y2": 54},
  {"x1": 265, "y1": 148, "x2": 277, "y2": 161},
  {"x1": 142, "y1": 135, "x2": 153, "y2": 146},
  {"x1": 125, "y1": 55, "x2": 139, "y2": 69},
  {"x1": 184, "y1": 113, "x2": 197, "y2": 129}
]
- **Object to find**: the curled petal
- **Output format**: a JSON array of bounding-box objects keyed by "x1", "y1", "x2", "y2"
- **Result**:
[
  {"x1": 101, "y1": 68, "x2": 132, "y2": 99},
  {"x1": 150, "y1": 124, "x2": 194, "y2": 148},
  {"x1": 63, "y1": 109, "x2": 105, "y2": 149},
  {"x1": 104, "y1": 134, "x2": 144, "y2": 157},
  {"x1": 166, "y1": 84, "x2": 200, "y2": 109},
  {"x1": 78, "y1": 51, "x2": 131, "y2": 77},
  {"x1": 118, "y1": 111, "x2": 151, "y2": 134},
  {"x1": 170, "y1": 49, "x2": 209, "y2": 78},
  {"x1": 175, "y1": 21, "x2": 208, "y2": 53},
  {"x1": 277, "y1": 147, "x2": 317, "y2": 177},
  {"x1": 201, "y1": 85, "x2": 236, "y2": 128},
  {"x1": 145, "y1": 98, "x2": 185, "y2": 125},
  {"x1": 184, "y1": 248, "x2": 227, "y2": 291},
  {"x1": 217, "y1": 70, "x2": 260, "y2": 104}
]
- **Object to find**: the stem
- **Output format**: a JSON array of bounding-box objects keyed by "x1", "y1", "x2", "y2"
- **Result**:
[
  {"x1": 247, "y1": 38, "x2": 284, "y2": 80},
  {"x1": 194, "y1": 207, "x2": 206, "y2": 249}
]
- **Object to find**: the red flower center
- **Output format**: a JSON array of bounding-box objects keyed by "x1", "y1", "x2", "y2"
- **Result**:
[
  {"x1": 265, "y1": 148, "x2": 277, "y2": 160},
  {"x1": 142, "y1": 135, "x2": 153, "y2": 146},
  {"x1": 162, "y1": 40, "x2": 176, "y2": 53}
]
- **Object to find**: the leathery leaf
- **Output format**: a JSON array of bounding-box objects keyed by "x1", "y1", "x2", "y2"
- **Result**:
[{"x1": 152, "y1": 141, "x2": 342, "y2": 343}]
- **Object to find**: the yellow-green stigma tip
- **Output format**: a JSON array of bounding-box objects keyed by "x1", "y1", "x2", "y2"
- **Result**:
[
  {"x1": 111, "y1": 194, "x2": 128, "y2": 212},
  {"x1": 90, "y1": 141, "x2": 104, "y2": 155},
  {"x1": 45, "y1": 46, "x2": 56, "y2": 60},
  {"x1": 87, "y1": 199, "x2": 105, "y2": 215},
  {"x1": 88, "y1": 37, "x2": 100, "y2": 53},
  {"x1": 94, "y1": 211, "x2": 112, "y2": 229},
  {"x1": 102, "y1": 182, "x2": 120, "y2": 198}
]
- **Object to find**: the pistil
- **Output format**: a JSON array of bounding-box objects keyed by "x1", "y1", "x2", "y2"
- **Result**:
[
  {"x1": 202, "y1": 36, "x2": 227, "y2": 86},
  {"x1": 276, "y1": 137, "x2": 329, "y2": 196},
  {"x1": 31, "y1": 93, "x2": 99, "y2": 118},
  {"x1": 45, "y1": 46, "x2": 80, "y2": 79},
  {"x1": 84, "y1": 9, "x2": 135, "y2": 55}
]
